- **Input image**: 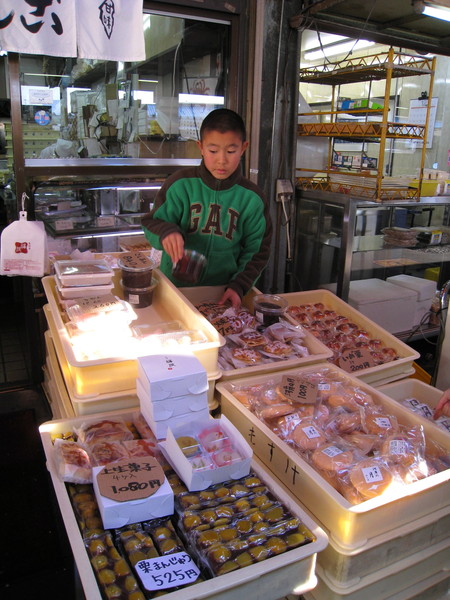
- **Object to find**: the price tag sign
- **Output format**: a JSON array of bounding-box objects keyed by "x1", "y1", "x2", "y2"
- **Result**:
[
  {"x1": 281, "y1": 375, "x2": 318, "y2": 403},
  {"x1": 338, "y1": 347, "x2": 376, "y2": 373},
  {"x1": 54, "y1": 219, "x2": 73, "y2": 231},
  {"x1": 96, "y1": 216, "x2": 116, "y2": 227},
  {"x1": 135, "y1": 551, "x2": 200, "y2": 591},
  {"x1": 97, "y1": 457, "x2": 164, "y2": 502}
]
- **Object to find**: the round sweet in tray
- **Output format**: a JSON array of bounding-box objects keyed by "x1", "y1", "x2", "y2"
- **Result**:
[
  {"x1": 232, "y1": 347, "x2": 263, "y2": 364},
  {"x1": 289, "y1": 419, "x2": 326, "y2": 450},
  {"x1": 327, "y1": 393, "x2": 360, "y2": 412},
  {"x1": 176, "y1": 435, "x2": 201, "y2": 457},
  {"x1": 364, "y1": 412, "x2": 398, "y2": 435},
  {"x1": 239, "y1": 331, "x2": 267, "y2": 347},
  {"x1": 262, "y1": 340, "x2": 292, "y2": 356},
  {"x1": 312, "y1": 443, "x2": 354, "y2": 472},
  {"x1": 349, "y1": 457, "x2": 394, "y2": 499},
  {"x1": 381, "y1": 434, "x2": 417, "y2": 467},
  {"x1": 342, "y1": 431, "x2": 378, "y2": 455}
]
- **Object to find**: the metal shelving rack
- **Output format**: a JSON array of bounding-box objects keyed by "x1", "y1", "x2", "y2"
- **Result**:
[{"x1": 297, "y1": 48, "x2": 436, "y2": 202}]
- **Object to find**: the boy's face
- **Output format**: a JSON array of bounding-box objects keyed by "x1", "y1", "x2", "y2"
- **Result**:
[{"x1": 197, "y1": 130, "x2": 248, "y2": 180}]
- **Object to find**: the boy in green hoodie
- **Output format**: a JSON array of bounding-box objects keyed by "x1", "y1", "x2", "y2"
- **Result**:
[{"x1": 141, "y1": 108, "x2": 272, "y2": 308}]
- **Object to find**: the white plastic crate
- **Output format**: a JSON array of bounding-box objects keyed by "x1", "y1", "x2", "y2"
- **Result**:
[
  {"x1": 304, "y1": 537, "x2": 450, "y2": 600},
  {"x1": 216, "y1": 364, "x2": 450, "y2": 550},
  {"x1": 179, "y1": 285, "x2": 333, "y2": 380},
  {"x1": 39, "y1": 409, "x2": 328, "y2": 600},
  {"x1": 279, "y1": 289, "x2": 419, "y2": 386},
  {"x1": 44, "y1": 309, "x2": 221, "y2": 415},
  {"x1": 42, "y1": 270, "x2": 223, "y2": 397}
]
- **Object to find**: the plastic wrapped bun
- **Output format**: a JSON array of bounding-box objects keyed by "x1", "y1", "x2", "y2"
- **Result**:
[
  {"x1": 348, "y1": 457, "x2": 395, "y2": 499},
  {"x1": 53, "y1": 438, "x2": 92, "y2": 484}
]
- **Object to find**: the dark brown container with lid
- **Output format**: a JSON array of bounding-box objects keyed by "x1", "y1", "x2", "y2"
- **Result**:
[{"x1": 118, "y1": 251, "x2": 155, "y2": 288}]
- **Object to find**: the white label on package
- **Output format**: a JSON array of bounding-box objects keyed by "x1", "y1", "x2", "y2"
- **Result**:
[
  {"x1": 322, "y1": 446, "x2": 343, "y2": 458},
  {"x1": 362, "y1": 465, "x2": 384, "y2": 484},
  {"x1": 318, "y1": 383, "x2": 330, "y2": 391},
  {"x1": 135, "y1": 551, "x2": 200, "y2": 591},
  {"x1": 285, "y1": 413, "x2": 301, "y2": 424},
  {"x1": 389, "y1": 440, "x2": 407, "y2": 455},
  {"x1": 55, "y1": 219, "x2": 73, "y2": 230},
  {"x1": 416, "y1": 403, "x2": 433, "y2": 419},
  {"x1": 302, "y1": 425, "x2": 321, "y2": 439},
  {"x1": 402, "y1": 398, "x2": 421, "y2": 410},
  {"x1": 76, "y1": 295, "x2": 122, "y2": 314},
  {"x1": 374, "y1": 417, "x2": 392, "y2": 429},
  {"x1": 437, "y1": 417, "x2": 450, "y2": 432}
]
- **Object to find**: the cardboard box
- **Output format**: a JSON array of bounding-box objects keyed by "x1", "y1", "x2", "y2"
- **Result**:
[
  {"x1": 42, "y1": 270, "x2": 224, "y2": 397},
  {"x1": 178, "y1": 285, "x2": 333, "y2": 380},
  {"x1": 39, "y1": 409, "x2": 328, "y2": 600},
  {"x1": 216, "y1": 364, "x2": 450, "y2": 550},
  {"x1": 160, "y1": 415, "x2": 253, "y2": 491},
  {"x1": 278, "y1": 289, "x2": 419, "y2": 386},
  {"x1": 92, "y1": 464, "x2": 174, "y2": 529},
  {"x1": 137, "y1": 352, "x2": 207, "y2": 401}
]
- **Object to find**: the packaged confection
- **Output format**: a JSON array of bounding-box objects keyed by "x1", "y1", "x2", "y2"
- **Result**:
[{"x1": 53, "y1": 438, "x2": 92, "y2": 484}]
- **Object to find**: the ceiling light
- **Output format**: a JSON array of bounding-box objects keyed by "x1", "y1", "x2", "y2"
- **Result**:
[
  {"x1": 303, "y1": 39, "x2": 375, "y2": 62},
  {"x1": 415, "y1": 1, "x2": 450, "y2": 21}
]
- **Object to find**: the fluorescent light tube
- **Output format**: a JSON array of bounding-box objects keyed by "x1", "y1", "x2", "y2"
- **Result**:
[
  {"x1": 304, "y1": 39, "x2": 375, "y2": 61},
  {"x1": 422, "y1": 5, "x2": 450, "y2": 21}
]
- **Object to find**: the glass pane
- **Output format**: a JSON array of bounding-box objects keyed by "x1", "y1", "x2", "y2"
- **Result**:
[{"x1": 18, "y1": 11, "x2": 230, "y2": 161}]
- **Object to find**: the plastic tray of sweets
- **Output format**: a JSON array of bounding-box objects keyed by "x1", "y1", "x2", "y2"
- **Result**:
[
  {"x1": 42, "y1": 269, "x2": 224, "y2": 396},
  {"x1": 39, "y1": 409, "x2": 328, "y2": 600},
  {"x1": 216, "y1": 363, "x2": 450, "y2": 551},
  {"x1": 179, "y1": 285, "x2": 334, "y2": 380}
]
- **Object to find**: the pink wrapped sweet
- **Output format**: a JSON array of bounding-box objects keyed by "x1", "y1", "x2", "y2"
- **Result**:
[{"x1": 198, "y1": 424, "x2": 231, "y2": 453}]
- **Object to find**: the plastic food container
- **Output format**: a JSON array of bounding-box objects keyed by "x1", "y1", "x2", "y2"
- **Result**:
[
  {"x1": 121, "y1": 277, "x2": 158, "y2": 308},
  {"x1": 39, "y1": 409, "x2": 328, "y2": 600},
  {"x1": 216, "y1": 363, "x2": 450, "y2": 550},
  {"x1": 253, "y1": 294, "x2": 288, "y2": 326},
  {"x1": 118, "y1": 251, "x2": 155, "y2": 288},
  {"x1": 54, "y1": 259, "x2": 114, "y2": 287},
  {"x1": 172, "y1": 250, "x2": 206, "y2": 284}
]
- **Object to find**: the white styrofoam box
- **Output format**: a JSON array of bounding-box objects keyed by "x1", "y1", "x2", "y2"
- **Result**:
[
  {"x1": 413, "y1": 298, "x2": 433, "y2": 327},
  {"x1": 345, "y1": 279, "x2": 417, "y2": 334},
  {"x1": 305, "y1": 537, "x2": 450, "y2": 600},
  {"x1": 178, "y1": 285, "x2": 334, "y2": 380},
  {"x1": 377, "y1": 379, "x2": 450, "y2": 435},
  {"x1": 216, "y1": 363, "x2": 450, "y2": 551},
  {"x1": 315, "y1": 506, "x2": 450, "y2": 588},
  {"x1": 42, "y1": 271, "x2": 224, "y2": 397},
  {"x1": 279, "y1": 289, "x2": 419, "y2": 387},
  {"x1": 55, "y1": 276, "x2": 114, "y2": 299},
  {"x1": 136, "y1": 377, "x2": 208, "y2": 420},
  {"x1": 92, "y1": 464, "x2": 174, "y2": 529},
  {"x1": 137, "y1": 352, "x2": 207, "y2": 401},
  {"x1": 386, "y1": 274, "x2": 436, "y2": 302},
  {"x1": 160, "y1": 415, "x2": 253, "y2": 491},
  {"x1": 140, "y1": 397, "x2": 210, "y2": 440},
  {"x1": 39, "y1": 409, "x2": 328, "y2": 600}
]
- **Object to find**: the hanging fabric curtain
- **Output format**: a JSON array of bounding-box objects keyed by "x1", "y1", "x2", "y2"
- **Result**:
[{"x1": 0, "y1": 0, "x2": 145, "y2": 61}]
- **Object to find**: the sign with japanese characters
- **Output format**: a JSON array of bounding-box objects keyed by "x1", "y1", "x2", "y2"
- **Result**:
[
  {"x1": 97, "y1": 457, "x2": 165, "y2": 502},
  {"x1": 338, "y1": 347, "x2": 376, "y2": 373},
  {"x1": 135, "y1": 552, "x2": 201, "y2": 591},
  {"x1": 0, "y1": 0, "x2": 145, "y2": 61},
  {"x1": 280, "y1": 375, "x2": 318, "y2": 404}
]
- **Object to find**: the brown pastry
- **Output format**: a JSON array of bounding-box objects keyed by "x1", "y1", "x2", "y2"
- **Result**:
[
  {"x1": 349, "y1": 458, "x2": 393, "y2": 499},
  {"x1": 232, "y1": 347, "x2": 263, "y2": 364},
  {"x1": 364, "y1": 412, "x2": 398, "y2": 435},
  {"x1": 312, "y1": 443, "x2": 354, "y2": 472},
  {"x1": 262, "y1": 341, "x2": 292, "y2": 356},
  {"x1": 239, "y1": 331, "x2": 267, "y2": 347},
  {"x1": 289, "y1": 419, "x2": 326, "y2": 450}
]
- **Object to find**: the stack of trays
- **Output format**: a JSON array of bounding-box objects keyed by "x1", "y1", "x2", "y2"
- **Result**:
[
  {"x1": 137, "y1": 352, "x2": 210, "y2": 439},
  {"x1": 54, "y1": 259, "x2": 114, "y2": 299}
]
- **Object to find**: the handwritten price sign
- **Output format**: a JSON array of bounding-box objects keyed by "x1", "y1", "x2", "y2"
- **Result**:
[{"x1": 136, "y1": 551, "x2": 200, "y2": 590}]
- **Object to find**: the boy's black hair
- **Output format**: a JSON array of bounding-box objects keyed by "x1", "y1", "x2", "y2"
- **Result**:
[{"x1": 200, "y1": 108, "x2": 246, "y2": 142}]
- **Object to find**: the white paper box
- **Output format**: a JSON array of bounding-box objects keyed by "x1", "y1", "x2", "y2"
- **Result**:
[
  {"x1": 140, "y1": 398, "x2": 210, "y2": 440},
  {"x1": 138, "y1": 352, "x2": 207, "y2": 401},
  {"x1": 136, "y1": 377, "x2": 208, "y2": 420},
  {"x1": 160, "y1": 415, "x2": 253, "y2": 491},
  {"x1": 92, "y1": 464, "x2": 174, "y2": 529}
]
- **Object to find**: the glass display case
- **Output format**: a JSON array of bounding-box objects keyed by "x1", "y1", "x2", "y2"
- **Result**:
[{"x1": 292, "y1": 189, "x2": 450, "y2": 302}]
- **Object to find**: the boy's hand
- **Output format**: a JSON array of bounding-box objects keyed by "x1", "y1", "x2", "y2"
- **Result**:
[
  {"x1": 162, "y1": 233, "x2": 184, "y2": 265},
  {"x1": 219, "y1": 288, "x2": 241, "y2": 309},
  {"x1": 434, "y1": 388, "x2": 450, "y2": 419}
]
